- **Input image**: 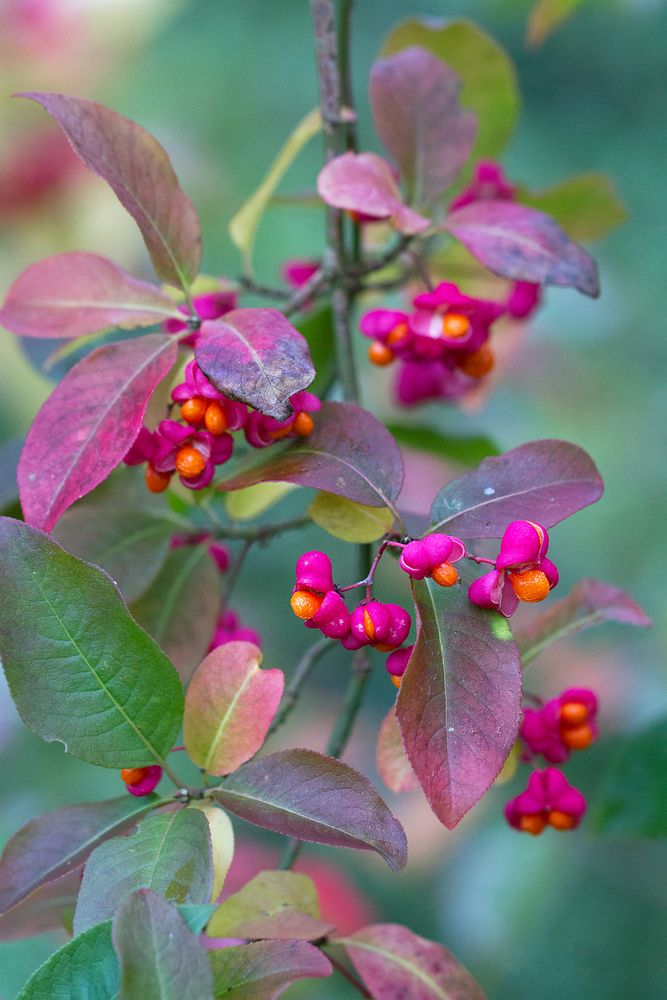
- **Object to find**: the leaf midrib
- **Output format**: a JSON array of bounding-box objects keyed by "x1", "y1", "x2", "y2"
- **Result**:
[{"x1": 333, "y1": 936, "x2": 453, "y2": 999}]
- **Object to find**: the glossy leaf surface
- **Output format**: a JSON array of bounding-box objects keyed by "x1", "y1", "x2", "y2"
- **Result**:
[
  {"x1": 376, "y1": 707, "x2": 419, "y2": 795},
  {"x1": 0, "y1": 518, "x2": 183, "y2": 767},
  {"x1": 381, "y1": 19, "x2": 519, "y2": 166},
  {"x1": 21, "y1": 92, "x2": 202, "y2": 289},
  {"x1": 209, "y1": 940, "x2": 331, "y2": 999},
  {"x1": 219, "y1": 402, "x2": 404, "y2": 510},
  {"x1": 207, "y1": 870, "x2": 332, "y2": 941},
  {"x1": 430, "y1": 439, "x2": 603, "y2": 538},
  {"x1": 0, "y1": 252, "x2": 181, "y2": 339},
  {"x1": 442, "y1": 200, "x2": 599, "y2": 296},
  {"x1": 195, "y1": 309, "x2": 315, "y2": 420},
  {"x1": 113, "y1": 890, "x2": 213, "y2": 1000},
  {"x1": 397, "y1": 581, "x2": 521, "y2": 828},
  {"x1": 212, "y1": 749, "x2": 407, "y2": 871},
  {"x1": 16, "y1": 922, "x2": 118, "y2": 1000},
  {"x1": 18, "y1": 332, "x2": 177, "y2": 531},
  {"x1": 516, "y1": 578, "x2": 651, "y2": 667},
  {"x1": 370, "y1": 46, "x2": 476, "y2": 206},
  {"x1": 184, "y1": 641, "x2": 284, "y2": 775},
  {"x1": 308, "y1": 492, "x2": 395, "y2": 543},
  {"x1": 336, "y1": 923, "x2": 486, "y2": 999},
  {"x1": 73, "y1": 809, "x2": 213, "y2": 934}
]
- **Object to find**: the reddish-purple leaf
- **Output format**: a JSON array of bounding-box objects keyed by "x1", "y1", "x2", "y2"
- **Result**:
[
  {"x1": 0, "y1": 252, "x2": 182, "y2": 339},
  {"x1": 207, "y1": 870, "x2": 333, "y2": 942},
  {"x1": 430, "y1": 439, "x2": 603, "y2": 539},
  {"x1": 376, "y1": 706, "x2": 419, "y2": 795},
  {"x1": 211, "y1": 748, "x2": 407, "y2": 871},
  {"x1": 208, "y1": 940, "x2": 332, "y2": 999},
  {"x1": 0, "y1": 795, "x2": 159, "y2": 916},
  {"x1": 515, "y1": 578, "x2": 652, "y2": 667},
  {"x1": 184, "y1": 642, "x2": 284, "y2": 776},
  {"x1": 442, "y1": 199, "x2": 599, "y2": 296},
  {"x1": 397, "y1": 581, "x2": 521, "y2": 829},
  {"x1": 18, "y1": 332, "x2": 177, "y2": 531},
  {"x1": 336, "y1": 923, "x2": 486, "y2": 1000},
  {"x1": 317, "y1": 152, "x2": 431, "y2": 234},
  {"x1": 0, "y1": 868, "x2": 81, "y2": 942},
  {"x1": 370, "y1": 47, "x2": 477, "y2": 207},
  {"x1": 20, "y1": 92, "x2": 202, "y2": 289},
  {"x1": 218, "y1": 402, "x2": 404, "y2": 510},
  {"x1": 195, "y1": 309, "x2": 315, "y2": 420}
]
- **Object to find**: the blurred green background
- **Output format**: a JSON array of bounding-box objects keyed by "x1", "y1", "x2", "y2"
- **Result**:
[{"x1": 1, "y1": 0, "x2": 666, "y2": 996}]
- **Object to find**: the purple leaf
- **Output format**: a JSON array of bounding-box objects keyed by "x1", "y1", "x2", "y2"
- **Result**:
[
  {"x1": 317, "y1": 152, "x2": 431, "y2": 235},
  {"x1": 370, "y1": 47, "x2": 477, "y2": 206},
  {"x1": 442, "y1": 199, "x2": 599, "y2": 296},
  {"x1": 515, "y1": 578, "x2": 652, "y2": 667},
  {"x1": 184, "y1": 642, "x2": 284, "y2": 775},
  {"x1": 113, "y1": 890, "x2": 213, "y2": 1000},
  {"x1": 195, "y1": 308, "x2": 315, "y2": 420},
  {"x1": 218, "y1": 402, "x2": 404, "y2": 509},
  {"x1": 336, "y1": 923, "x2": 486, "y2": 1000},
  {"x1": 376, "y1": 707, "x2": 419, "y2": 795},
  {"x1": 0, "y1": 252, "x2": 182, "y2": 339},
  {"x1": 18, "y1": 332, "x2": 177, "y2": 531},
  {"x1": 0, "y1": 796, "x2": 159, "y2": 916},
  {"x1": 211, "y1": 748, "x2": 407, "y2": 871},
  {"x1": 208, "y1": 940, "x2": 332, "y2": 999},
  {"x1": 397, "y1": 581, "x2": 522, "y2": 828},
  {"x1": 0, "y1": 868, "x2": 81, "y2": 942},
  {"x1": 20, "y1": 92, "x2": 202, "y2": 289},
  {"x1": 430, "y1": 439, "x2": 603, "y2": 539},
  {"x1": 207, "y1": 870, "x2": 333, "y2": 942}
]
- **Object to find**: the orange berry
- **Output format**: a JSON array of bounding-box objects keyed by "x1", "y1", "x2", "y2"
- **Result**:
[
  {"x1": 121, "y1": 767, "x2": 147, "y2": 786},
  {"x1": 363, "y1": 608, "x2": 376, "y2": 641},
  {"x1": 368, "y1": 341, "x2": 395, "y2": 366},
  {"x1": 390, "y1": 674, "x2": 402, "y2": 689},
  {"x1": 376, "y1": 642, "x2": 397, "y2": 653},
  {"x1": 270, "y1": 421, "x2": 295, "y2": 441},
  {"x1": 387, "y1": 322, "x2": 409, "y2": 346},
  {"x1": 548, "y1": 810, "x2": 576, "y2": 830},
  {"x1": 145, "y1": 465, "x2": 172, "y2": 493},
  {"x1": 560, "y1": 701, "x2": 589, "y2": 727},
  {"x1": 292, "y1": 411, "x2": 315, "y2": 437},
  {"x1": 180, "y1": 397, "x2": 208, "y2": 425},
  {"x1": 561, "y1": 723, "x2": 594, "y2": 751},
  {"x1": 290, "y1": 590, "x2": 324, "y2": 620},
  {"x1": 509, "y1": 568, "x2": 551, "y2": 603},
  {"x1": 431, "y1": 562, "x2": 459, "y2": 587},
  {"x1": 175, "y1": 445, "x2": 207, "y2": 479},
  {"x1": 458, "y1": 343, "x2": 495, "y2": 378},
  {"x1": 204, "y1": 400, "x2": 228, "y2": 435},
  {"x1": 519, "y1": 813, "x2": 547, "y2": 836},
  {"x1": 442, "y1": 312, "x2": 470, "y2": 339}
]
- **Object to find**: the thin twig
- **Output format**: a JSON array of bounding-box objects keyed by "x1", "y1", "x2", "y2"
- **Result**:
[{"x1": 268, "y1": 636, "x2": 333, "y2": 736}]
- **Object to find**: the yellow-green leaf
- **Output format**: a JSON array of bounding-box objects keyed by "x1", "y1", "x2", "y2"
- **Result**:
[
  {"x1": 519, "y1": 174, "x2": 627, "y2": 243},
  {"x1": 527, "y1": 0, "x2": 589, "y2": 48},
  {"x1": 308, "y1": 492, "x2": 394, "y2": 543},
  {"x1": 224, "y1": 481, "x2": 296, "y2": 521}
]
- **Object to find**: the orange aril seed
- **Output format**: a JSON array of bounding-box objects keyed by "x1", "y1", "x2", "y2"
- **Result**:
[
  {"x1": 145, "y1": 466, "x2": 172, "y2": 493},
  {"x1": 121, "y1": 767, "x2": 147, "y2": 786},
  {"x1": 292, "y1": 411, "x2": 315, "y2": 437},
  {"x1": 363, "y1": 609, "x2": 377, "y2": 641},
  {"x1": 548, "y1": 810, "x2": 576, "y2": 830},
  {"x1": 519, "y1": 813, "x2": 547, "y2": 836},
  {"x1": 390, "y1": 674, "x2": 402, "y2": 689},
  {"x1": 368, "y1": 341, "x2": 395, "y2": 366},
  {"x1": 269, "y1": 421, "x2": 295, "y2": 441},
  {"x1": 204, "y1": 400, "x2": 228, "y2": 435},
  {"x1": 290, "y1": 590, "x2": 324, "y2": 620},
  {"x1": 442, "y1": 312, "x2": 470, "y2": 339},
  {"x1": 431, "y1": 562, "x2": 459, "y2": 587},
  {"x1": 560, "y1": 701, "x2": 589, "y2": 727},
  {"x1": 509, "y1": 568, "x2": 551, "y2": 603},
  {"x1": 561, "y1": 723, "x2": 594, "y2": 750},
  {"x1": 181, "y1": 397, "x2": 208, "y2": 425},
  {"x1": 175, "y1": 445, "x2": 207, "y2": 479},
  {"x1": 375, "y1": 642, "x2": 396, "y2": 653},
  {"x1": 458, "y1": 343, "x2": 495, "y2": 378},
  {"x1": 387, "y1": 322, "x2": 409, "y2": 346}
]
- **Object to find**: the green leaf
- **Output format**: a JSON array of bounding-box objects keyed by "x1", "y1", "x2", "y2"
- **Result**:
[
  {"x1": 296, "y1": 305, "x2": 336, "y2": 397},
  {"x1": 207, "y1": 870, "x2": 333, "y2": 941},
  {"x1": 593, "y1": 716, "x2": 667, "y2": 837},
  {"x1": 131, "y1": 544, "x2": 221, "y2": 685},
  {"x1": 73, "y1": 809, "x2": 213, "y2": 934},
  {"x1": 178, "y1": 902, "x2": 218, "y2": 934},
  {"x1": 209, "y1": 940, "x2": 332, "y2": 999},
  {"x1": 519, "y1": 174, "x2": 626, "y2": 243},
  {"x1": 382, "y1": 18, "x2": 519, "y2": 167},
  {"x1": 224, "y1": 482, "x2": 296, "y2": 521},
  {"x1": 229, "y1": 108, "x2": 321, "y2": 274},
  {"x1": 387, "y1": 423, "x2": 499, "y2": 467},
  {"x1": 308, "y1": 492, "x2": 395, "y2": 543},
  {"x1": 0, "y1": 517, "x2": 183, "y2": 768},
  {"x1": 16, "y1": 922, "x2": 119, "y2": 1000},
  {"x1": 527, "y1": 0, "x2": 590, "y2": 48},
  {"x1": 113, "y1": 890, "x2": 213, "y2": 1000}
]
